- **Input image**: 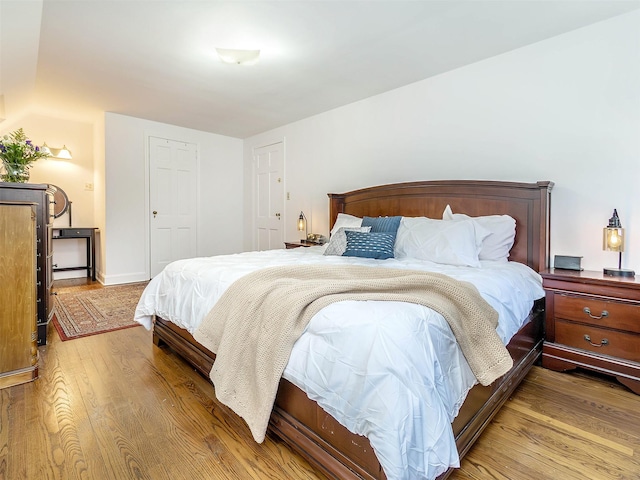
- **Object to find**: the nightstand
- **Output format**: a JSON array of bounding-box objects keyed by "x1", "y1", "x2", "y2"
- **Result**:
[
  {"x1": 284, "y1": 240, "x2": 322, "y2": 249},
  {"x1": 541, "y1": 269, "x2": 640, "y2": 394}
]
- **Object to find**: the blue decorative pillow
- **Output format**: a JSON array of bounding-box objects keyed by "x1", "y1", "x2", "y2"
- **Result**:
[
  {"x1": 343, "y1": 231, "x2": 396, "y2": 260},
  {"x1": 361, "y1": 216, "x2": 402, "y2": 234},
  {"x1": 323, "y1": 226, "x2": 371, "y2": 256}
]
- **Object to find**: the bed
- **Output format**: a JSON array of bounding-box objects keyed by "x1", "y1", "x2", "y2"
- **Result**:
[{"x1": 135, "y1": 179, "x2": 553, "y2": 480}]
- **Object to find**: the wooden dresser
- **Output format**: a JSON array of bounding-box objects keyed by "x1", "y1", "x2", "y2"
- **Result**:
[
  {"x1": 541, "y1": 269, "x2": 640, "y2": 394},
  {"x1": 0, "y1": 183, "x2": 56, "y2": 345},
  {"x1": 0, "y1": 202, "x2": 39, "y2": 388}
]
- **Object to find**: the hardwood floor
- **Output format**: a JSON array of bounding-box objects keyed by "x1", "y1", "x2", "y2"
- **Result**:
[
  {"x1": 1, "y1": 280, "x2": 638, "y2": 479},
  {"x1": 451, "y1": 369, "x2": 640, "y2": 480}
]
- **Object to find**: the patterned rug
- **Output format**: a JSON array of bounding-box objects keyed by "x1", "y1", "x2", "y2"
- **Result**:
[{"x1": 53, "y1": 282, "x2": 148, "y2": 341}]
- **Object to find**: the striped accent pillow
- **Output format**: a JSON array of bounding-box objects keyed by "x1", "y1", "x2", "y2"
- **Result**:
[
  {"x1": 361, "y1": 216, "x2": 402, "y2": 233},
  {"x1": 343, "y1": 231, "x2": 396, "y2": 260}
]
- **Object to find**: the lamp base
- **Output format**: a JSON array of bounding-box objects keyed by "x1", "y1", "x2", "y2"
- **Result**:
[{"x1": 603, "y1": 267, "x2": 636, "y2": 278}]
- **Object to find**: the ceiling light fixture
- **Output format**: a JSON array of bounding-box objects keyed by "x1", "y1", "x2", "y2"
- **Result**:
[{"x1": 215, "y1": 48, "x2": 260, "y2": 65}]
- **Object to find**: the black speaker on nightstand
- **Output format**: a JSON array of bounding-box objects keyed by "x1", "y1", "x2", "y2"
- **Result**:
[{"x1": 553, "y1": 255, "x2": 583, "y2": 271}]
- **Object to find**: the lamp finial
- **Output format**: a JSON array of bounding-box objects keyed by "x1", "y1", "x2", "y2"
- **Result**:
[{"x1": 608, "y1": 209, "x2": 621, "y2": 228}]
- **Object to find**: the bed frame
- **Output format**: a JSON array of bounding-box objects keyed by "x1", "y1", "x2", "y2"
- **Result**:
[{"x1": 152, "y1": 179, "x2": 553, "y2": 479}]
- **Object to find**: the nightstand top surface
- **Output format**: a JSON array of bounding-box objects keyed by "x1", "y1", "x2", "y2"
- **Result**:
[
  {"x1": 541, "y1": 269, "x2": 640, "y2": 301},
  {"x1": 541, "y1": 269, "x2": 638, "y2": 285}
]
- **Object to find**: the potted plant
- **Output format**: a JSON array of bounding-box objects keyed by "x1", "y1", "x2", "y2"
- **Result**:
[{"x1": 0, "y1": 128, "x2": 49, "y2": 183}]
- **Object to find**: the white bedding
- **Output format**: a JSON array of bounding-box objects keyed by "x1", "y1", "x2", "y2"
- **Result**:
[{"x1": 135, "y1": 246, "x2": 544, "y2": 480}]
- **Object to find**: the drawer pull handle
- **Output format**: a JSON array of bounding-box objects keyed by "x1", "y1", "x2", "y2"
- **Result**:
[
  {"x1": 582, "y1": 307, "x2": 608, "y2": 320},
  {"x1": 583, "y1": 334, "x2": 609, "y2": 347}
]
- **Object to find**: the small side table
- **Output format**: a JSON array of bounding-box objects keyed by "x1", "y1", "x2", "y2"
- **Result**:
[
  {"x1": 52, "y1": 227, "x2": 99, "y2": 281},
  {"x1": 541, "y1": 268, "x2": 640, "y2": 394}
]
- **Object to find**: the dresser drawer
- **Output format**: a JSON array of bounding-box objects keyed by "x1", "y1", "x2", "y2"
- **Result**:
[
  {"x1": 555, "y1": 319, "x2": 640, "y2": 363},
  {"x1": 554, "y1": 294, "x2": 640, "y2": 334}
]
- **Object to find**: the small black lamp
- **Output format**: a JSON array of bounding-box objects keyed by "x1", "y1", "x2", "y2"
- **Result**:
[
  {"x1": 603, "y1": 209, "x2": 635, "y2": 277},
  {"x1": 297, "y1": 211, "x2": 308, "y2": 242}
]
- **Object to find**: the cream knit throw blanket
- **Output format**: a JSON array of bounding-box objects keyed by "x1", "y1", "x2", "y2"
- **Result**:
[{"x1": 194, "y1": 264, "x2": 512, "y2": 443}]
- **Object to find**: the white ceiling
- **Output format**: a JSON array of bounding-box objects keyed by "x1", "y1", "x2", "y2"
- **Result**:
[{"x1": 2, "y1": 0, "x2": 639, "y2": 138}]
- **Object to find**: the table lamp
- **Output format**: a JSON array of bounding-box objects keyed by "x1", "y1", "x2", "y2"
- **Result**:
[
  {"x1": 298, "y1": 211, "x2": 308, "y2": 242},
  {"x1": 603, "y1": 209, "x2": 635, "y2": 277}
]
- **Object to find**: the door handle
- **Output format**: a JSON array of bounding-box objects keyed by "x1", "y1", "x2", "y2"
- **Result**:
[
  {"x1": 275, "y1": 213, "x2": 281, "y2": 220},
  {"x1": 153, "y1": 210, "x2": 157, "y2": 218}
]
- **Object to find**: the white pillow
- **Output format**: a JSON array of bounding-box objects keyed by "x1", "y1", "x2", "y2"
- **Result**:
[
  {"x1": 324, "y1": 226, "x2": 371, "y2": 256},
  {"x1": 394, "y1": 216, "x2": 489, "y2": 267},
  {"x1": 442, "y1": 205, "x2": 516, "y2": 262},
  {"x1": 330, "y1": 213, "x2": 362, "y2": 237}
]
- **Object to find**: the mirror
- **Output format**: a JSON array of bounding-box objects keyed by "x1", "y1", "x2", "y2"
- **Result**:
[{"x1": 51, "y1": 184, "x2": 70, "y2": 218}]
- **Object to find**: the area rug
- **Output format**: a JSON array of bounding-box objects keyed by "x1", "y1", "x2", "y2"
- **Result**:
[{"x1": 53, "y1": 282, "x2": 148, "y2": 341}]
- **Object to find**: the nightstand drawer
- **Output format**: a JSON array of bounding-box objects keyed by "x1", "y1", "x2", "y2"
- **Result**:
[
  {"x1": 554, "y1": 294, "x2": 640, "y2": 334},
  {"x1": 55, "y1": 228, "x2": 95, "y2": 237},
  {"x1": 555, "y1": 319, "x2": 640, "y2": 363}
]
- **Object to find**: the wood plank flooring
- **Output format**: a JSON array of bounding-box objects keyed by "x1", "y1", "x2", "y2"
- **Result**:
[{"x1": 1, "y1": 280, "x2": 639, "y2": 479}]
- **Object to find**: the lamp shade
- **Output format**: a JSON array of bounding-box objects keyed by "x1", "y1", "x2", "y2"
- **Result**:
[
  {"x1": 56, "y1": 145, "x2": 72, "y2": 160},
  {"x1": 40, "y1": 143, "x2": 52, "y2": 156},
  {"x1": 297, "y1": 211, "x2": 306, "y2": 231},
  {"x1": 603, "y1": 227, "x2": 624, "y2": 252}
]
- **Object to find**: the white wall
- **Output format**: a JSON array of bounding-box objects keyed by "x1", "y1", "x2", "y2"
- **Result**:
[
  {"x1": 103, "y1": 113, "x2": 243, "y2": 285},
  {"x1": 243, "y1": 10, "x2": 640, "y2": 273}
]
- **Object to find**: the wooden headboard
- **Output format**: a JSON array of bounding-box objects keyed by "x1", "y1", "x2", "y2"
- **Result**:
[{"x1": 328, "y1": 180, "x2": 553, "y2": 272}]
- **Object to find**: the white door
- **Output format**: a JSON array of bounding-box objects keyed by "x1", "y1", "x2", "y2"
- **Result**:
[
  {"x1": 149, "y1": 137, "x2": 198, "y2": 277},
  {"x1": 254, "y1": 142, "x2": 284, "y2": 250}
]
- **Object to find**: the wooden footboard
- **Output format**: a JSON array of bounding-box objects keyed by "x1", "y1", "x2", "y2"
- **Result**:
[{"x1": 152, "y1": 298, "x2": 543, "y2": 480}]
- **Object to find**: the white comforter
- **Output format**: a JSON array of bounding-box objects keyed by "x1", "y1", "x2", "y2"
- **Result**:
[{"x1": 135, "y1": 246, "x2": 544, "y2": 480}]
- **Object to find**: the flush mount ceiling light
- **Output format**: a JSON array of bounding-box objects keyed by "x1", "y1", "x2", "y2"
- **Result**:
[{"x1": 215, "y1": 48, "x2": 260, "y2": 65}]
